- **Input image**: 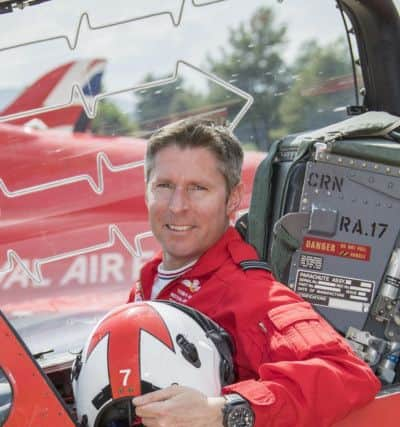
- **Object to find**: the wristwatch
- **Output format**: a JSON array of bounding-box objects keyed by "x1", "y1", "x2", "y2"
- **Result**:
[{"x1": 222, "y1": 393, "x2": 255, "y2": 427}]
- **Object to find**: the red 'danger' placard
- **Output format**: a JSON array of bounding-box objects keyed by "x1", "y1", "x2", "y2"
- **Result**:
[{"x1": 302, "y1": 237, "x2": 371, "y2": 261}]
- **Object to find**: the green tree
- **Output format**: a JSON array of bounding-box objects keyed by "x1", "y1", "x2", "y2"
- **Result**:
[
  {"x1": 271, "y1": 38, "x2": 354, "y2": 139},
  {"x1": 91, "y1": 99, "x2": 137, "y2": 136},
  {"x1": 207, "y1": 6, "x2": 289, "y2": 150},
  {"x1": 135, "y1": 74, "x2": 206, "y2": 128}
]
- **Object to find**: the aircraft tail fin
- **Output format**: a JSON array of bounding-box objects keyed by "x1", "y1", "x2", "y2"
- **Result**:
[{"x1": 1, "y1": 58, "x2": 106, "y2": 132}]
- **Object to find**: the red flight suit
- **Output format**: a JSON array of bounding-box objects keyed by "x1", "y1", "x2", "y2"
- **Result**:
[{"x1": 128, "y1": 227, "x2": 380, "y2": 427}]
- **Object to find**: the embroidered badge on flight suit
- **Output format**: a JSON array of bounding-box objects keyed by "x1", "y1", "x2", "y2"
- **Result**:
[
  {"x1": 169, "y1": 279, "x2": 201, "y2": 304},
  {"x1": 181, "y1": 279, "x2": 201, "y2": 292}
]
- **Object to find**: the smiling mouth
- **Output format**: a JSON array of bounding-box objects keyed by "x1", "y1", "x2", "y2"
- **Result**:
[{"x1": 166, "y1": 224, "x2": 194, "y2": 232}]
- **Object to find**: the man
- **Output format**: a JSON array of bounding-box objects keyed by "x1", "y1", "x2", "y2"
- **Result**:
[{"x1": 128, "y1": 118, "x2": 380, "y2": 427}]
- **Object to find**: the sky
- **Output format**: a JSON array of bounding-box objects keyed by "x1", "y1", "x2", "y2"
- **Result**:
[{"x1": 0, "y1": 0, "x2": 347, "y2": 112}]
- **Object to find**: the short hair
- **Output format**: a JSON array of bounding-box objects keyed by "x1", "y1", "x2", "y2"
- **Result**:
[{"x1": 145, "y1": 118, "x2": 244, "y2": 195}]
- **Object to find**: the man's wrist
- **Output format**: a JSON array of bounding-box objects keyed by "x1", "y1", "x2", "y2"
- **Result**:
[{"x1": 207, "y1": 396, "x2": 226, "y2": 426}]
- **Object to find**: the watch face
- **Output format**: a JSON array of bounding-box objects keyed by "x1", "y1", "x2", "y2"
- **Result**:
[{"x1": 227, "y1": 406, "x2": 255, "y2": 427}]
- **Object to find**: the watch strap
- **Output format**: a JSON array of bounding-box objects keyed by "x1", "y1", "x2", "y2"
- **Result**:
[{"x1": 224, "y1": 393, "x2": 247, "y2": 406}]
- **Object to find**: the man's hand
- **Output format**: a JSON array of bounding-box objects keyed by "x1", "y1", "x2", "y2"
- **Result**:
[{"x1": 132, "y1": 385, "x2": 225, "y2": 427}]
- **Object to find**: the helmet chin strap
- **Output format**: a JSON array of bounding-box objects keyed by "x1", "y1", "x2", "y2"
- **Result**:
[
  {"x1": 81, "y1": 381, "x2": 160, "y2": 427},
  {"x1": 140, "y1": 380, "x2": 161, "y2": 395},
  {"x1": 94, "y1": 384, "x2": 161, "y2": 427}
]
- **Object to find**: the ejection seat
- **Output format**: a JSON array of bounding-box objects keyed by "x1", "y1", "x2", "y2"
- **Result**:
[{"x1": 237, "y1": 112, "x2": 400, "y2": 423}]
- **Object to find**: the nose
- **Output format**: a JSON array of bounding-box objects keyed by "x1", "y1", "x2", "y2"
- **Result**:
[{"x1": 168, "y1": 186, "x2": 189, "y2": 213}]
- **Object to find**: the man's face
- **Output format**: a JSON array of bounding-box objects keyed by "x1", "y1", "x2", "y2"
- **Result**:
[{"x1": 146, "y1": 145, "x2": 242, "y2": 270}]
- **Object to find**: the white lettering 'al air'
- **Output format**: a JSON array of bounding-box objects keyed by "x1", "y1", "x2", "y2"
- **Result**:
[{"x1": 151, "y1": 259, "x2": 197, "y2": 300}]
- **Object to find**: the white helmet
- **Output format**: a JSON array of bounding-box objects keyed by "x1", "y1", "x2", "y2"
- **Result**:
[{"x1": 71, "y1": 301, "x2": 235, "y2": 427}]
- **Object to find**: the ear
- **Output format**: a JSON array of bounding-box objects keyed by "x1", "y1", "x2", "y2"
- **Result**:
[{"x1": 226, "y1": 182, "x2": 243, "y2": 216}]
